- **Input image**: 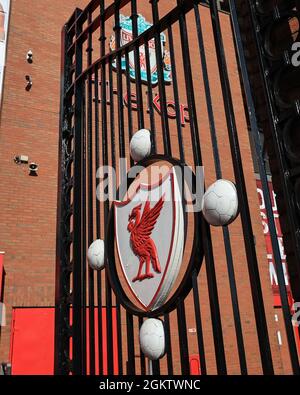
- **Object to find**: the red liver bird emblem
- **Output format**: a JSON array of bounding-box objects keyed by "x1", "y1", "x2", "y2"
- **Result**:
[{"x1": 127, "y1": 195, "x2": 165, "y2": 282}]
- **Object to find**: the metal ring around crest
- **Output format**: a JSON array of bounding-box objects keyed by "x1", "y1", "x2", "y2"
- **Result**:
[{"x1": 105, "y1": 154, "x2": 204, "y2": 317}]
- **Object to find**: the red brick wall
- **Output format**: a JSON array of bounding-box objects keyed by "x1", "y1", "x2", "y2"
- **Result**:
[{"x1": 0, "y1": 0, "x2": 86, "y2": 361}]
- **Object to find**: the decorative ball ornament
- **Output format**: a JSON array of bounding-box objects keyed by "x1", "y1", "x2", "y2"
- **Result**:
[
  {"x1": 87, "y1": 239, "x2": 105, "y2": 270},
  {"x1": 202, "y1": 179, "x2": 239, "y2": 227},
  {"x1": 130, "y1": 129, "x2": 152, "y2": 162},
  {"x1": 139, "y1": 318, "x2": 165, "y2": 360}
]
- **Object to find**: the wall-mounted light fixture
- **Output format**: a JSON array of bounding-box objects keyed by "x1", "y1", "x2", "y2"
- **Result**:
[{"x1": 29, "y1": 162, "x2": 38, "y2": 176}]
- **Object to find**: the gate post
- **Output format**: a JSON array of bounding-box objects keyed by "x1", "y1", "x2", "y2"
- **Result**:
[{"x1": 55, "y1": 8, "x2": 83, "y2": 375}]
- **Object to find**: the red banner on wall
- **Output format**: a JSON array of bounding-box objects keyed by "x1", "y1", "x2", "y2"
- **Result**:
[{"x1": 256, "y1": 179, "x2": 293, "y2": 308}]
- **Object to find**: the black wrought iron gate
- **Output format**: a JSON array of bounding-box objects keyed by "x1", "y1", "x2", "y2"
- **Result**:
[{"x1": 55, "y1": 0, "x2": 300, "y2": 375}]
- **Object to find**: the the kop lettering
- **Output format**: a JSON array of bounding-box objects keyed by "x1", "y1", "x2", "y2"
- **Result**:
[{"x1": 93, "y1": 80, "x2": 190, "y2": 126}]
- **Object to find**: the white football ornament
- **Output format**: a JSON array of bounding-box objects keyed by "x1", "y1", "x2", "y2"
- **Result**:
[
  {"x1": 130, "y1": 129, "x2": 151, "y2": 162},
  {"x1": 87, "y1": 239, "x2": 105, "y2": 270},
  {"x1": 139, "y1": 318, "x2": 165, "y2": 360},
  {"x1": 202, "y1": 179, "x2": 239, "y2": 227}
]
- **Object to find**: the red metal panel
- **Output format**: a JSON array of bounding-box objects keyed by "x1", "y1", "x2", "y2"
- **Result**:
[
  {"x1": 10, "y1": 308, "x2": 55, "y2": 375},
  {"x1": 10, "y1": 307, "x2": 118, "y2": 375}
]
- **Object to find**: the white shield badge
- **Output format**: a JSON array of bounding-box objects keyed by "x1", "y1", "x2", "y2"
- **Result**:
[{"x1": 114, "y1": 168, "x2": 184, "y2": 311}]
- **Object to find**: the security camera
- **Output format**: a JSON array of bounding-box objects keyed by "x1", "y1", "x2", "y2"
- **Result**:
[
  {"x1": 29, "y1": 162, "x2": 38, "y2": 175},
  {"x1": 14, "y1": 155, "x2": 29, "y2": 164},
  {"x1": 25, "y1": 75, "x2": 32, "y2": 91},
  {"x1": 26, "y1": 50, "x2": 33, "y2": 63}
]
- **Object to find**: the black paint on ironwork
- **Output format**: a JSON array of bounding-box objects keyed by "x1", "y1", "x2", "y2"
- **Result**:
[
  {"x1": 55, "y1": 0, "x2": 300, "y2": 376},
  {"x1": 193, "y1": 3, "x2": 247, "y2": 375},
  {"x1": 209, "y1": 0, "x2": 274, "y2": 375},
  {"x1": 229, "y1": 0, "x2": 300, "y2": 374}
]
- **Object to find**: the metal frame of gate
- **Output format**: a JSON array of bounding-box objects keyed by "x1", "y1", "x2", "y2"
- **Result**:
[{"x1": 55, "y1": 0, "x2": 300, "y2": 375}]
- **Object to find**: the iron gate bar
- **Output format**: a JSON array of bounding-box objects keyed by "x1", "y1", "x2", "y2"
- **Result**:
[
  {"x1": 82, "y1": 61, "x2": 87, "y2": 377},
  {"x1": 193, "y1": 3, "x2": 247, "y2": 375},
  {"x1": 177, "y1": 299, "x2": 190, "y2": 375},
  {"x1": 192, "y1": 271, "x2": 207, "y2": 375},
  {"x1": 105, "y1": 57, "x2": 115, "y2": 377},
  {"x1": 94, "y1": 66, "x2": 104, "y2": 375},
  {"x1": 152, "y1": 358, "x2": 161, "y2": 375},
  {"x1": 87, "y1": 9, "x2": 96, "y2": 375},
  {"x1": 177, "y1": 0, "x2": 227, "y2": 374},
  {"x1": 56, "y1": 0, "x2": 300, "y2": 375},
  {"x1": 55, "y1": 23, "x2": 73, "y2": 376},
  {"x1": 167, "y1": 26, "x2": 185, "y2": 163},
  {"x1": 70, "y1": 1, "x2": 200, "y2": 88},
  {"x1": 209, "y1": 0, "x2": 274, "y2": 374},
  {"x1": 111, "y1": 7, "x2": 125, "y2": 371},
  {"x1": 131, "y1": 0, "x2": 145, "y2": 131},
  {"x1": 67, "y1": 0, "x2": 132, "y2": 44},
  {"x1": 73, "y1": 7, "x2": 84, "y2": 375},
  {"x1": 125, "y1": 49, "x2": 135, "y2": 168},
  {"x1": 229, "y1": 0, "x2": 300, "y2": 374},
  {"x1": 144, "y1": 40, "x2": 157, "y2": 154},
  {"x1": 150, "y1": 0, "x2": 172, "y2": 156},
  {"x1": 126, "y1": 311, "x2": 136, "y2": 374},
  {"x1": 138, "y1": 317, "x2": 146, "y2": 375},
  {"x1": 99, "y1": 0, "x2": 114, "y2": 376},
  {"x1": 246, "y1": 0, "x2": 300, "y2": 301},
  {"x1": 115, "y1": 0, "x2": 126, "y2": 159},
  {"x1": 108, "y1": 62, "x2": 116, "y2": 168},
  {"x1": 163, "y1": 313, "x2": 174, "y2": 375}
]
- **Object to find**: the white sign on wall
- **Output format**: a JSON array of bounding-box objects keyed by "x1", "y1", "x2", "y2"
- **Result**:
[{"x1": 0, "y1": 0, "x2": 10, "y2": 106}]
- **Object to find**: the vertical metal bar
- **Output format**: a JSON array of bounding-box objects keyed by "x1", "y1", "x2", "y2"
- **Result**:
[
  {"x1": 116, "y1": 301, "x2": 123, "y2": 374},
  {"x1": 163, "y1": 313, "x2": 174, "y2": 375},
  {"x1": 126, "y1": 312, "x2": 136, "y2": 375},
  {"x1": 55, "y1": 24, "x2": 73, "y2": 375},
  {"x1": 150, "y1": 0, "x2": 172, "y2": 156},
  {"x1": 105, "y1": 272, "x2": 114, "y2": 375},
  {"x1": 108, "y1": 61, "x2": 116, "y2": 169},
  {"x1": 229, "y1": 0, "x2": 300, "y2": 374},
  {"x1": 176, "y1": 299, "x2": 190, "y2": 375},
  {"x1": 138, "y1": 317, "x2": 146, "y2": 375},
  {"x1": 99, "y1": 0, "x2": 114, "y2": 376},
  {"x1": 208, "y1": 0, "x2": 274, "y2": 374},
  {"x1": 87, "y1": 10, "x2": 95, "y2": 376},
  {"x1": 125, "y1": 50, "x2": 133, "y2": 143},
  {"x1": 107, "y1": 58, "x2": 117, "y2": 376},
  {"x1": 94, "y1": 66, "x2": 103, "y2": 376},
  {"x1": 109, "y1": 58, "x2": 124, "y2": 377},
  {"x1": 167, "y1": 26, "x2": 185, "y2": 162},
  {"x1": 115, "y1": 1, "x2": 126, "y2": 159},
  {"x1": 81, "y1": 78, "x2": 87, "y2": 376},
  {"x1": 73, "y1": 9, "x2": 84, "y2": 376},
  {"x1": 125, "y1": 49, "x2": 134, "y2": 169},
  {"x1": 177, "y1": 0, "x2": 227, "y2": 374},
  {"x1": 248, "y1": 0, "x2": 300, "y2": 306},
  {"x1": 144, "y1": 41, "x2": 157, "y2": 152},
  {"x1": 192, "y1": 271, "x2": 207, "y2": 375},
  {"x1": 193, "y1": 3, "x2": 247, "y2": 375},
  {"x1": 152, "y1": 359, "x2": 160, "y2": 375},
  {"x1": 131, "y1": 0, "x2": 145, "y2": 130}
]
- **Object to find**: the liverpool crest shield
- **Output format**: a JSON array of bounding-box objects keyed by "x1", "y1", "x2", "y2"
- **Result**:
[
  {"x1": 109, "y1": 14, "x2": 172, "y2": 86},
  {"x1": 114, "y1": 168, "x2": 184, "y2": 311}
]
